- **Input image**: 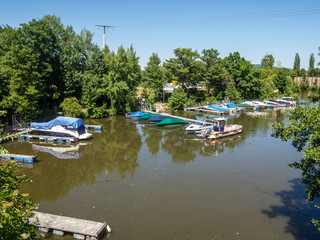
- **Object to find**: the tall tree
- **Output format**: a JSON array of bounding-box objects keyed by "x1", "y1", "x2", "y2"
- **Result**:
[
  {"x1": 200, "y1": 49, "x2": 228, "y2": 97},
  {"x1": 293, "y1": 53, "x2": 301, "y2": 71},
  {"x1": 163, "y1": 48, "x2": 202, "y2": 93},
  {"x1": 309, "y1": 53, "x2": 315, "y2": 71},
  {"x1": 261, "y1": 54, "x2": 275, "y2": 69},
  {"x1": 142, "y1": 53, "x2": 166, "y2": 101},
  {"x1": 223, "y1": 52, "x2": 260, "y2": 99}
]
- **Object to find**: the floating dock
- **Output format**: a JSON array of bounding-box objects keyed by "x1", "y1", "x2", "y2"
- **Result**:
[
  {"x1": 29, "y1": 211, "x2": 111, "y2": 240},
  {"x1": 18, "y1": 134, "x2": 78, "y2": 142},
  {"x1": 0, "y1": 153, "x2": 37, "y2": 162},
  {"x1": 85, "y1": 125, "x2": 103, "y2": 130}
]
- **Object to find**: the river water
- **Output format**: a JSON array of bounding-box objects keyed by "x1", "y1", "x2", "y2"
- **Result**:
[{"x1": 4, "y1": 109, "x2": 320, "y2": 240}]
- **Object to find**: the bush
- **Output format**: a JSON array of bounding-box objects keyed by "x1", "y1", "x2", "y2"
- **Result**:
[
  {"x1": 168, "y1": 88, "x2": 188, "y2": 110},
  {"x1": 60, "y1": 97, "x2": 83, "y2": 118}
]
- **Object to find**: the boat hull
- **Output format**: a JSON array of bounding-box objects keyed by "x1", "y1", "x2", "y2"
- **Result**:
[{"x1": 207, "y1": 125, "x2": 242, "y2": 139}]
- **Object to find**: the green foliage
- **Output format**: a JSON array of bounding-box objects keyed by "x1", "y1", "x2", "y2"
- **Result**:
[
  {"x1": 293, "y1": 53, "x2": 301, "y2": 71},
  {"x1": 261, "y1": 54, "x2": 275, "y2": 69},
  {"x1": 0, "y1": 161, "x2": 38, "y2": 240},
  {"x1": 168, "y1": 88, "x2": 188, "y2": 110},
  {"x1": 59, "y1": 97, "x2": 83, "y2": 118},
  {"x1": 223, "y1": 52, "x2": 260, "y2": 99},
  {"x1": 142, "y1": 53, "x2": 166, "y2": 101},
  {"x1": 225, "y1": 82, "x2": 242, "y2": 101},
  {"x1": 271, "y1": 105, "x2": 320, "y2": 231}
]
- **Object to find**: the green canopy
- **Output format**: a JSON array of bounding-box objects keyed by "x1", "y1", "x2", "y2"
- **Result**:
[{"x1": 156, "y1": 118, "x2": 188, "y2": 126}]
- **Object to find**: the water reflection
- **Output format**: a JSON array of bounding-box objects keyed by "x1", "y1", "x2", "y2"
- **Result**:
[
  {"x1": 13, "y1": 116, "x2": 143, "y2": 202},
  {"x1": 31, "y1": 142, "x2": 87, "y2": 159}
]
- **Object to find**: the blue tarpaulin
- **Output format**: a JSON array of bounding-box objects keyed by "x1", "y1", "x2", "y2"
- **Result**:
[
  {"x1": 127, "y1": 112, "x2": 148, "y2": 118},
  {"x1": 147, "y1": 115, "x2": 173, "y2": 122},
  {"x1": 31, "y1": 116, "x2": 85, "y2": 130},
  {"x1": 225, "y1": 103, "x2": 236, "y2": 108},
  {"x1": 208, "y1": 104, "x2": 229, "y2": 112}
]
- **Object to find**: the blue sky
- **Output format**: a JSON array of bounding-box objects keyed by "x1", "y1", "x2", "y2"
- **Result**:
[{"x1": 1, "y1": 0, "x2": 320, "y2": 69}]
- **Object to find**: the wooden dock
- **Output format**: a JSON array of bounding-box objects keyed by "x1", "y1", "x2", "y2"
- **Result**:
[
  {"x1": 1, "y1": 153, "x2": 37, "y2": 162},
  {"x1": 29, "y1": 211, "x2": 111, "y2": 239}
]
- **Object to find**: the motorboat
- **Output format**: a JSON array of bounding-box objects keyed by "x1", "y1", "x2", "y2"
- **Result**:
[
  {"x1": 195, "y1": 117, "x2": 242, "y2": 139},
  {"x1": 185, "y1": 120, "x2": 215, "y2": 134},
  {"x1": 275, "y1": 97, "x2": 296, "y2": 107},
  {"x1": 207, "y1": 118, "x2": 242, "y2": 139},
  {"x1": 30, "y1": 116, "x2": 92, "y2": 140},
  {"x1": 242, "y1": 100, "x2": 268, "y2": 109}
]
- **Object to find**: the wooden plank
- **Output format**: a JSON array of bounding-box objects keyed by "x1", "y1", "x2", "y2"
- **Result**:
[{"x1": 29, "y1": 211, "x2": 110, "y2": 238}]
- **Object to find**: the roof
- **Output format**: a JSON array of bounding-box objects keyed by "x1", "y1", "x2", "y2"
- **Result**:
[{"x1": 31, "y1": 116, "x2": 85, "y2": 130}]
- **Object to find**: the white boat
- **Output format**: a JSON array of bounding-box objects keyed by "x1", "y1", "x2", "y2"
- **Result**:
[
  {"x1": 30, "y1": 116, "x2": 92, "y2": 140},
  {"x1": 185, "y1": 120, "x2": 214, "y2": 134},
  {"x1": 195, "y1": 117, "x2": 242, "y2": 139},
  {"x1": 264, "y1": 100, "x2": 285, "y2": 107},
  {"x1": 275, "y1": 97, "x2": 296, "y2": 107},
  {"x1": 242, "y1": 100, "x2": 268, "y2": 109}
]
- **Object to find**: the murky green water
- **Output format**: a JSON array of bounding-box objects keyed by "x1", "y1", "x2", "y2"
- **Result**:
[{"x1": 3, "y1": 110, "x2": 320, "y2": 239}]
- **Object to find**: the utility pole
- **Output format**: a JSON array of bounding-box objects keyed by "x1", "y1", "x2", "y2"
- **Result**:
[{"x1": 96, "y1": 25, "x2": 114, "y2": 49}]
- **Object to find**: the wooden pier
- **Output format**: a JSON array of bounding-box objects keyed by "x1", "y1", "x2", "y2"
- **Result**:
[
  {"x1": 29, "y1": 211, "x2": 111, "y2": 239},
  {"x1": 1, "y1": 153, "x2": 37, "y2": 162}
]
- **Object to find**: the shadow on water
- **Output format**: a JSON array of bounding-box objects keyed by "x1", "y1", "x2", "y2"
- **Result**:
[{"x1": 262, "y1": 178, "x2": 320, "y2": 240}]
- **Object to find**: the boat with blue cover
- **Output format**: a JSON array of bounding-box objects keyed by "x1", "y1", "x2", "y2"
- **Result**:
[
  {"x1": 30, "y1": 116, "x2": 92, "y2": 140},
  {"x1": 126, "y1": 112, "x2": 149, "y2": 118},
  {"x1": 147, "y1": 115, "x2": 173, "y2": 123}
]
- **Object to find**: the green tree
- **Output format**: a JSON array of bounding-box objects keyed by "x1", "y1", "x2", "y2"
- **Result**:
[
  {"x1": 200, "y1": 49, "x2": 228, "y2": 97},
  {"x1": 293, "y1": 53, "x2": 301, "y2": 72},
  {"x1": 225, "y1": 82, "x2": 242, "y2": 100},
  {"x1": 309, "y1": 53, "x2": 315, "y2": 71},
  {"x1": 0, "y1": 160, "x2": 38, "y2": 239},
  {"x1": 261, "y1": 54, "x2": 275, "y2": 69},
  {"x1": 271, "y1": 105, "x2": 320, "y2": 231},
  {"x1": 142, "y1": 53, "x2": 166, "y2": 101},
  {"x1": 168, "y1": 88, "x2": 188, "y2": 110},
  {"x1": 164, "y1": 48, "x2": 202, "y2": 93},
  {"x1": 60, "y1": 97, "x2": 83, "y2": 117},
  {"x1": 223, "y1": 52, "x2": 260, "y2": 99}
]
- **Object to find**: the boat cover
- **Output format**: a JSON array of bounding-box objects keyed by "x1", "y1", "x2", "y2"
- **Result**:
[
  {"x1": 208, "y1": 104, "x2": 229, "y2": 112},
  {"x1": 127, "y1": 112, "x2": 148, "y2": 118},
  {"x1": 147, "y1": 115, "x2": 172, "y2": 122},
  {"x1": 157, "y1": 118, "x2": 188, "y2": 126},
  {"x1": 138, "y1": 113, "x2": 161, "y2": 120},
  {"x1": 225, "y1": 103, "x2": 236, "y2": 108},
  {"x1": 31, "y1": 116, "x2": 85, "y2": 130}
]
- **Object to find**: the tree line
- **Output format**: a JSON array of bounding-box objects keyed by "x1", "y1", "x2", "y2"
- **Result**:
[{"x1": 1, "y1": 15, "x2": 320, "y2": 122}]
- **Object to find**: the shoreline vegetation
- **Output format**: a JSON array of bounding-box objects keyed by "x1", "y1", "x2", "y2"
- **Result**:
[{"x1": 0, "y1": 15, "x2": 319, "y2": 126}]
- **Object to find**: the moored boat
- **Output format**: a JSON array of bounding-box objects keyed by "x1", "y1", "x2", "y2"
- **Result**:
[
  {"x1": 156, "y1": 118, "x2": 188, "y2": 126},
  {"x1": 30, "y1": 116, "x2": 92, "y2": 140}
]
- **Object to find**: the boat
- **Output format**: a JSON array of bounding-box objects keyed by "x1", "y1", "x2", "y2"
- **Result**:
[
  {"x1": 147, "y1": 115, "x2": 173, "y2": 123},
  {"x1": 185, "y1": 120, "x2": 215, "y2": 134},
  {"x1": 156, "y1": 118, "x2": 188, "y2": 126},
  {"x1": 126, "y1": 112, "x2": 149, "y2": 118},
  {"x1": 235, "y1": 103, "x2": 255, "y2": 111},
  {"x1": 275, "y1": 97, "x2": 296, "y2": 107},
  {"x1": 30, "y1": 116, "x2": 92, "y2": 140},
  {"x1": 242, "y1": 100, "x2": 268, "y2": 109},
  {"x1": 263, "y1": 100, "x2": 285, "y2": 107},
  {"x1": 195, "y1": 117, "x2": 242, "y2": 139},
  {"x1": 138, "y1": 113, "x2": 161, "y2": 120}
]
